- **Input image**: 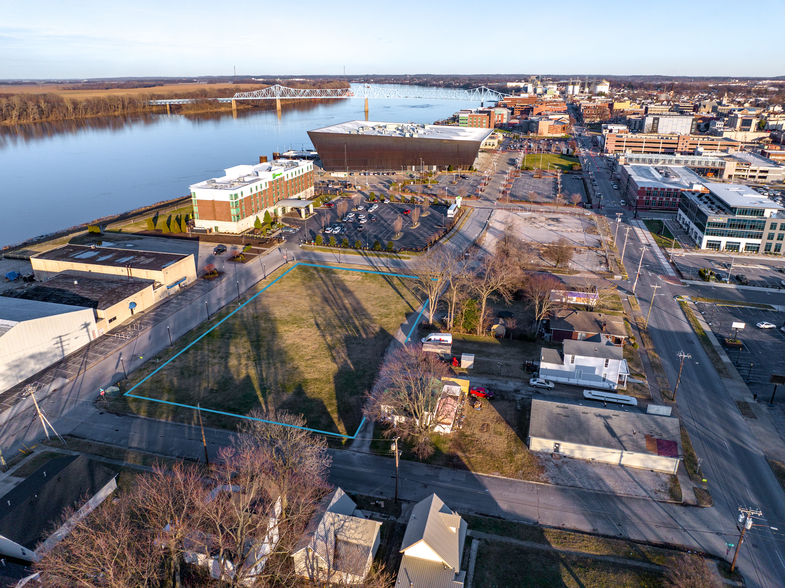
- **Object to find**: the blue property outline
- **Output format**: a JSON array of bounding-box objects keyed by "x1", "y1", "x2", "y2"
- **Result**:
[{"x1": 123, "y1": 262, "x2": 428, "y2": 439}]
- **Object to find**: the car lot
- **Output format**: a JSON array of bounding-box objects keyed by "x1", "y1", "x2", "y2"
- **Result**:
[
  {"x1": 696, "y1": 301, "x2": 785, "y2": 396},
  {"x1": 300, "y1": 200, "x2": 450, "y2": 250},
  {"x1": 675, "y1": 255, "x2": 785, "y2": 286}
]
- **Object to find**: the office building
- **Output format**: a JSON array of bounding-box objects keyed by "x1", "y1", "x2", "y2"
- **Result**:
[
  {"x1": 603, "y1": 133, "x2": 741, "y2": 155},
  {"x1": 677, "y1": 183, "x2": 784, "y2": 252},
  {"x1": 614, "y1": 152, "x2": 784, "y2": 183},
  {"x1": 190, "y1": 159, "x2": 315, "y2": 233},
  {"x1": 619, "y1": 164, "x2": 708, "y2": 211},
  {"x1": 628, "y1": 115, "x2": 696, "y2": 135}
]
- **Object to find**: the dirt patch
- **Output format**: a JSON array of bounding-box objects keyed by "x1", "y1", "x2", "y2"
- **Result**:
[
  {"x1": 540, "y1": 454, "x2": 675, "y2": 501},
  {"x1": 735, "y1": 401, "x2": 757, "y2": 419}
]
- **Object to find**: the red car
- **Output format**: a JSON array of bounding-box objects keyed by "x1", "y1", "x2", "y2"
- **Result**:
[
  {"x1": 324, "y1": 202, "x2": 335, "y2": 208},
  {"x1": 403, "y1": 209, "x2": 411, "y2": 215},
  {"x1": 470, "y1": 387, "x2": 494, "y2": 399}
]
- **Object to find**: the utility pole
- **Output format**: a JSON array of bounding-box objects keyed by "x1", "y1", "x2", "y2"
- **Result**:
[
  {"x1": 669, "y1": 235, "x2": 677, "y2": 262},
  {"x1": 392, "y1": 437, "x2": 400, "y2": 503},
  {"x1": 632, "y1": 246, "x2": 647, "y2": 294},
  {"x1": 645, "y1": 284, "x2": 661, "y2": 328},
  {"x1": 197, "y1": 403, "x2": 210, "y2": 466},
  {"x1": 731, "y1": 507, "x2": 762, "y2": 573},
  {"x1": 27, "y1": 385, "x2": 66, "y2": 444},
  {"x1": 672, "y1": 351, "x2": 691, "y2": 401},
  {"x1": 614, "y1": 213, "x2": 622, "y2": 246},
  {"x1": 621, "y1": 226, "x2": 631, "y2": 262}
]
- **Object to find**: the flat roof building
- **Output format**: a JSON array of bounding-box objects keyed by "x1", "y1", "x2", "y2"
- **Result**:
[
  {"x1": 5, "y1": 274, "x2": 156, "y2": 335},
  {"x1": 31, "y1": 245, "x2": 196, "y2": 301},
  {"x1": 528, "y1": 397, "x2": 681, "y2": 474},
  {"x1": 190, "y1": 159, "x2": 315, "y2": 234},
  {"x1": 603, "y1": 133, "x2": 741, "y2": 155},
  {"x1": 677, "y1": 182, "x2": 784, "y2": 253},
  {"x1": 619, "y1": 164, "x2": 707, "y2": 212},
  {"x1": 308, "y1": 121, "x2": 492, "y2": 172},
  {"x1": 0, "y1": 297, "x2": 97, "y2": 394}
]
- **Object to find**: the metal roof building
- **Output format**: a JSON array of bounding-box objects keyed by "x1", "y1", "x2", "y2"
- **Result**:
[
  {"x1": 308, "y1": 121, "x2": 493, "y2": 172},
  {"x1": 528, "y1": 397, "x2": 681, "y2": 474},
  {"x1": 0, "y1": 297, "x2": 96, "y2": 394}
]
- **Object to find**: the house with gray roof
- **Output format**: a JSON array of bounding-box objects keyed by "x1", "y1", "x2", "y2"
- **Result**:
[
  {"x1": 549, "y1": 309, "x2": 627, "y2": 346},
  {"x1": 528, "y1": 397, "x2": 682, "y2": 474},
  {"x1": 395, "y1": 494, "x2": 467, "y2": 588},
  {"x1": 292, "y1": 488, "x2": 381, "y2": 585},
  {"x1": 539, "y1": 340, "x2": 629, "y2": 390}
]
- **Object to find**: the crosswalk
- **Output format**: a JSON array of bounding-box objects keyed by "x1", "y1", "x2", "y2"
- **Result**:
[{"x1": 630, "y1": 219, "x2": 677, "y2": 277}]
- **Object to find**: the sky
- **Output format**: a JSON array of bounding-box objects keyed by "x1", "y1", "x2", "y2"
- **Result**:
[{"x1": 2, "y1": 0, "x2": 784, "y2": 80}]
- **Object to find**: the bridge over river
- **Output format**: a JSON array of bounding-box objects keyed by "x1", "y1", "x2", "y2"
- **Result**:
[{"x1": 149, "y1": 84, "x2": 511, "y2": 116}]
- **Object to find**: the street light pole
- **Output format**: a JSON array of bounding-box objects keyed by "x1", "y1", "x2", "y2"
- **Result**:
[
  {"x1": 614, "y1": 213, "x2": 622, "y2": 246},
  {"x1": 621, "y1": 226, "x2": 631, "y2": 261},
  {"x1": 632, "y1": 246, "x2": 647, "y2": 294},
  {"x1": 392, "y1": 436, "x2": 400, "y2": 503}
]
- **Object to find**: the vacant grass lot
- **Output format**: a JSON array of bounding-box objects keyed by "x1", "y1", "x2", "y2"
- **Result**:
[
  {"x1": 472, "y1": 541, "x2": 664, "y2": 588},
  {"x1": 111, "y1": 265, "x2": 421, "y2": 434},
  {"x1": 644, "y1": 220, "x2": 681, "y2": 250},
  {"x1": 522, "y1": 153, "x2": 580, "y2": 172}
]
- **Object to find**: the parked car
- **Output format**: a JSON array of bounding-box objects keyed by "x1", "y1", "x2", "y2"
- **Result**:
[
  {"x1": 357, "y1": 205, "x2": 365, "y2": 211},
  {"x1": 213, "y1": 244, "x2": 227, "y2": 255},
  {"x1": 403, "y1": 209, "x2": 411, "y2": 215},
  {"x1": 324, "y1": 202, "x2": 335, "y2": 208},
  {"x1": 736, "y1": 274, "x2": 749, "y2": 285},
  {"x1": 370, "y1": 215, "x2": 378, "y2": 222},
  {"x1": 470, "y1": 387, "x2": 494, "y2": 399},
  {"x1": 757, "y1": 322, "x2": 776, "y2": 329},
  {"x1": 529, "y1": 377, "x2": 555, "y2": 390},
  {"x1": 620, "y1": 199, "x2": 625, "y2": 205}
]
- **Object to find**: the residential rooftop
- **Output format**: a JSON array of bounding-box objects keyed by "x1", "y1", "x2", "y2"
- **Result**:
[
  {"x1": 309, "y1": 120, "x2": 493, "y2": 142},
  {"x1": 563, "y1": 339, "x2": 623, "y2": 361},
  {"x1": 4, "y1": 274, "x2": 153, "y2": 311},
  {"x1": 550, "y1": 309, "x2": 627, "y2": 339},
  {"x1": 33, "y1": 244, "x2": 191, "y2": 271},
  {"x1": 529, "y1": 397, "x2": 681, "y2": 457}
]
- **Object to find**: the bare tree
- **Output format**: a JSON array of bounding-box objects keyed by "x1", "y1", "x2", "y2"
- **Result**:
[
  {"x1": 412, "y1": 248, "x2": 457, "y2": 325},
  {"x1": 35, "y1": 495, "x2": 161, "y2": 588},
  {"x1": 521, "y1": 273, "x2": 562, "y2": 333},
  {"x1": 352, "y1": 193, "x2": 363, "y2": 209},
  {"x1": 410, "y1": 206, "x2": 421, "y2": 228},
  {"x1": 470, "y1": 253, "x2": 517, "y2": 336},
  {"x1": 528, "y1": 190, "x2": 538, "y2": 204},
  {"x1": 444, "y1": 255, "x2": 472, "y2": 330},
  {"x1": 393, "y1": 215, "x2": 404, "y2": 239},
  {"x1": 665, "y1": 554, "x2": 722, "y2": 588},
  {"x1": 570, "y1": 192, "x2": 583, "y2": 207},
  {"x1": 421, "y1": 197, "x2": 431, "y2": 217},
  {"x1": 542, "y1": 237, "x2": 574, "y2": 268},
  {"x1": 365, "y1": 345, "x2": 451, "y2": 459},
  {"x1": 554, "y1": 194, "x2": 565, "y2": 210},
  {"x1": 337, "y1": 200, "x2": 348, "y2": 219}
]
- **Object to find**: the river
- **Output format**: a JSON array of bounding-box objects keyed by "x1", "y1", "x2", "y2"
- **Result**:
[{"x1": 0, "y1": 84, "x2": 484, "y2": 247}]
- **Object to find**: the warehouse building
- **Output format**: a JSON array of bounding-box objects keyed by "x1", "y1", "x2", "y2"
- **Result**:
[
  {"x1": 190, "y1": 158, "x2": 315, "y2": 234},
  {"x1": 0, "y1": 297, "x2": 96, "y2": 394},
  {"x1": 528, "y1": 398, "x2": 681, "y2": 474},
  {"x1": 308, "y1": 121, "x2": 493, "y2": 172},
  {"x1": 618, "y1": 164, "x2": 707, "y2": 212},
  {"x1": 31, "y1": 245, "x2": 196, "y2": 301},
  {"x1": 677, "y1": 183, "x2": 784, "y2": 253},
  {"x1": 5, "y1": 274, "x2": 155, "y2": 335}
]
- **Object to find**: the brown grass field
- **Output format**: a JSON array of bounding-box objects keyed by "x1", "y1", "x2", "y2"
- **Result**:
[
  {"x1": 0, "y1": 83, "x2": 263, "y2": 98},
  {"x1": 109, "y1": 265, "x2": 421, "y2": 435}
]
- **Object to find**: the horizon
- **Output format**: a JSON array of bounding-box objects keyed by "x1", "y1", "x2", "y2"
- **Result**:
[{"x1": 2, "y1": 0, "x2": 783, "y2": 79}]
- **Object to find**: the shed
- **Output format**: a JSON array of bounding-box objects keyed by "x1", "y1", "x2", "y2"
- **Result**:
[{"x1": 528, "y1": 397, "x2": 681, "y2": 474}]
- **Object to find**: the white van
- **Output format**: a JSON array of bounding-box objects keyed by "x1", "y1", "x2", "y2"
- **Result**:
[
  {"x1": 447, "y1": 203, "x2": 458, "y2": 218},
  {"x1": 421, "y1": 333, "x2": 453, "y2": 345},
  {"x1": 583, "y1": 390, "x2": 637, "y2": 406}
]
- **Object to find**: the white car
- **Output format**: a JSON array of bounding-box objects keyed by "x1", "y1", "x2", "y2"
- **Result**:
[
  {"x1": 359, "y1": 218, "x2": 367, "y2": 224},
  {"x1": 620, "y1": 199, "x2": 626, "y2": 205},
  {"x1": 529, "y1": 377, "x2": 555, "y2": 390},
  {"x1": 757, "y1": 322, "x2": 776, "y2": 329}
]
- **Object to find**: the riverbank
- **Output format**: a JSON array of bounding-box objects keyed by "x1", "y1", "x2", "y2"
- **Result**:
[{"x1": 2, "y1": 195, "x2": 191, "y2": 258}]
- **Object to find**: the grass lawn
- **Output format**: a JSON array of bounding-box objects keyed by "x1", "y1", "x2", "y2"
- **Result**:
[
  {"x1": 643, "y1": 220, "x2": 681, "y2": 251},
  {"x1": 450, "y1": 334, "x2": 550, "y2": 379},
  {"x1": 472, "y1": 540, "x2": 664, "y2": 588},
  {"x1": 11, "y1": 451, "x2": 63, "y2": 478},
  {"x1": 117, "y1": 204, "x2": 194, "y2": 232},
  {"x1": 108, "y1": 265, "x2": 421, "y2": 435},
  {"x1": 677, "y1": 300, "x2": 731, "y2": 378},
  {"x1": 521, "y1": 153, "x2": 580, "y2": 172}
]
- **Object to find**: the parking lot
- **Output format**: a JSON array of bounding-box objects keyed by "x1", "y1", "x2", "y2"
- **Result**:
[
  {"x1": 696, "y1": 301, "x2": 785, "y2": 397},
  {"x1": 677, "y1": 255, "x2": 785, "y2": 288},
  {"x1": 298, "y1": 200, "x2": 451, "y2": 250}
]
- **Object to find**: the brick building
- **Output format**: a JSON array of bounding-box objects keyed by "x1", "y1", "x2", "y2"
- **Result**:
[
  {"x1": 602, "y1": 133, "x2": 741, "y2": 155},
  {"x1": 190, "y1": 159, "x2": 315, "y2": 233},
  {"x1": 580, "y1": 102, "x2": 611, "y2": 123},
  {"x1": 619, "y1": 165, "x2": 707, "y2": 212}
]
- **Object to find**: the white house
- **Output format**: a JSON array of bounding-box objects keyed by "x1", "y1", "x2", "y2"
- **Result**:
[
  {"x1": 395, "y1": 494, "x2": 467, "y2": 588},
  {"x1": 539, "y1": 340, "x2": 629, "y2": 390},
  {"x1": 291, "y1": 488, "x2": 381, "y2": 585}
]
